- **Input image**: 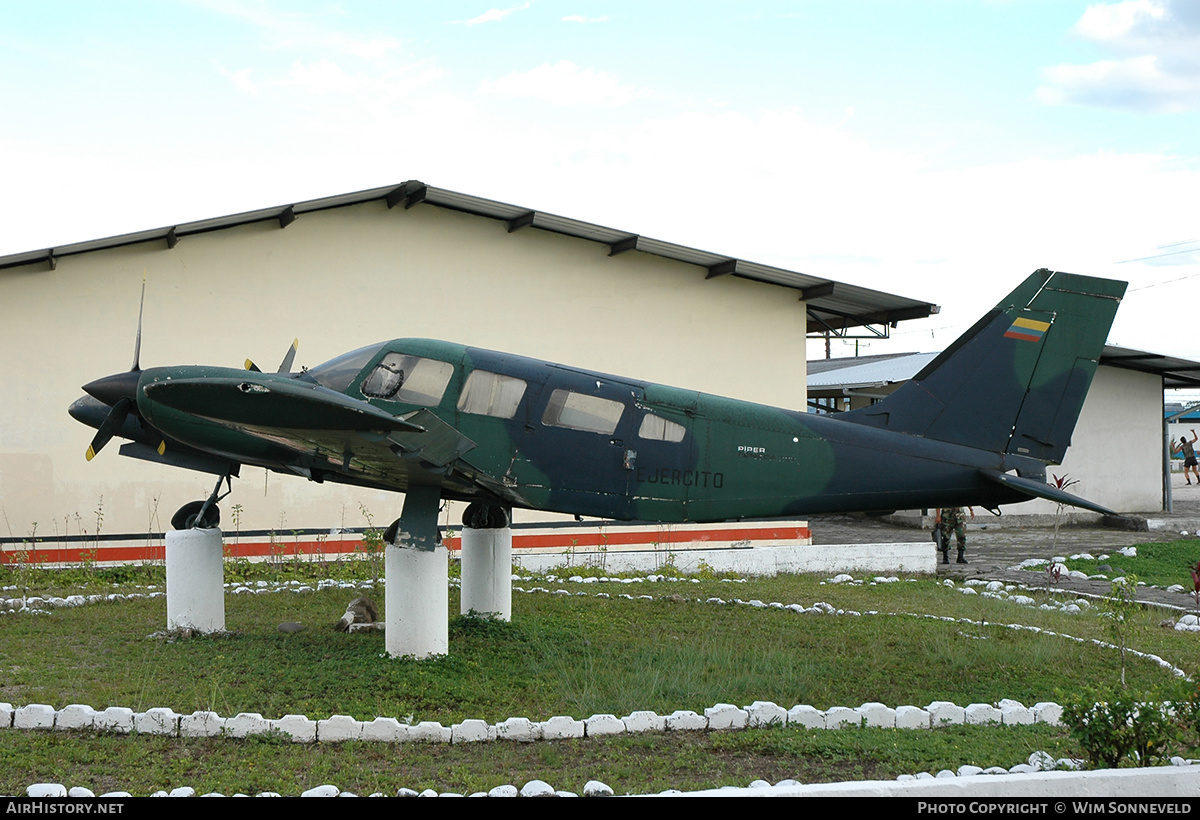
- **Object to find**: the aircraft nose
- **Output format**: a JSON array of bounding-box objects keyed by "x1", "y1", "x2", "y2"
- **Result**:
[{"x1": 82, "y1": 371, "x2": 141, "y2": 407}]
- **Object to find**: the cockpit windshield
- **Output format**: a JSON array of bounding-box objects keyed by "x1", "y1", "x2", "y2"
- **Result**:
[{"x1": 298, "y1": 343, "x2": 384, "y2": 393}]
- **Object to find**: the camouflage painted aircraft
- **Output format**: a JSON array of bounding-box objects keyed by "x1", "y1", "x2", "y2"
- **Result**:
[{"x1": 70, "y1": 268, "x2": 1125, "y2": 532}]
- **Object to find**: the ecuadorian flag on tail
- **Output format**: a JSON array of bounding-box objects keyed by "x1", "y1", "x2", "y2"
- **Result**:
[{"x1": 1004, "y1": 316, "x2": 1051, "y2": 342}]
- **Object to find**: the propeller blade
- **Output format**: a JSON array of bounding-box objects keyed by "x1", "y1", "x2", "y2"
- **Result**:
[
  {"x1": 85, "y1": 397, "x2": 131, "y2": 461},
  {"x1": 277, "y1": 339, "x2": 299, "y2": 374},
  {"x1": 131, "y1": 275, "x2": 146, "y2": 372}
]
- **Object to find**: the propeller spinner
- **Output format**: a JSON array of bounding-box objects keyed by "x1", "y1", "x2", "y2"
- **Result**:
[{"x1": 78, "y1": 278, "x2": 164, "y2": 461}]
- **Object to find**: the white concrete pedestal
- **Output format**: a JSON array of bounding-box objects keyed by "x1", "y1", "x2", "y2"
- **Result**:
[
  {"x1": 460, "y1": 526, "x2": 512, "y2": 621},
  {"x1": 385, "y1": 544, "x2": 449, "y2": 658},
  {"x1": 165, "y1": 527, "x2": 225, "y2": 633}
]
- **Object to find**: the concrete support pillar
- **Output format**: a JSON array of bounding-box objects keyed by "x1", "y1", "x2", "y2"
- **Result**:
[
  {"x1": 460, "y1": 526, "x2": 512, "y2": 621},
  {"x1": 165, "y1": 527, "x2": 225, "y2": 633},
  {"x1": 385, "y1": 486, "x2": 447, "y2": 659}
]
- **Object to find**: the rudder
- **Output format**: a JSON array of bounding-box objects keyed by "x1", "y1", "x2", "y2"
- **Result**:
[{"x1": 841, "y1": 269, "x2": 1126, "y2": 464}]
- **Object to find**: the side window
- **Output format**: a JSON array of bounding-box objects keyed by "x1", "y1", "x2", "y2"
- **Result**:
[
  {"x1": 361, "y1": 354, "x2": 453, "y2": 405},
  {"x1": 638, "y1": 413, "x2": 686, "y2": 442},
  {"x1": 457, "y1": 370, "x2": 527, "y2": 419},
  {"x1": 542, "y1": 389, "x2": 624, "y2": 435}
]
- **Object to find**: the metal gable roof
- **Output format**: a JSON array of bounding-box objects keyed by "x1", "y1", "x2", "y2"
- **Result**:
[
  {"x1": 807, "y1": 346, "x2": 1200, "y2": 392},
  {"x1": 0, "y1": 179, "x2": 938, "y2": 333}
]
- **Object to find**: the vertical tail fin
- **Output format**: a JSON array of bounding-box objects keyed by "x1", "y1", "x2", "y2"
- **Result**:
[{"x1": 841, "y1": 269, "x2": 1126, "y2": 463}]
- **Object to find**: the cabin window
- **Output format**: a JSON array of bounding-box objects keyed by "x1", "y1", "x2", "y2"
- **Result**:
[
  {"x1": 457, "y1": 370, "x2": 527, "y2": 419},
  {"x1": 542, "y1": 389, "x2": 624, "y2": 435},
  {"x1": 361, "y1": 353, "x2": 453, "y2": 405},
  {"x1": 638, "y1": 413, "x2": 686, "y2": 442}
]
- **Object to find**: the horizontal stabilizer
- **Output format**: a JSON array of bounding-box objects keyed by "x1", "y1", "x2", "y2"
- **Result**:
[{"x1": 981, "y1": 471, "x2": 1114, "y2": 516}]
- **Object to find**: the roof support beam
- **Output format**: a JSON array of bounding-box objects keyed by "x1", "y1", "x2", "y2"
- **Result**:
[
  {"x1": 386, "y1": 182, "x2": 427, "y2": 210},
  {"x1": 278, "y1": 206, "x2": 296, "y2": 229},
  {"x1": 797, "y1": 282, "x2": 836, "y2": 302},
  {"x1": 46, "y1": 250, "x2": 56, "y2": 271},
  {"x1": 706, "y1": 259, "x2": 737, "y2": 279},
  {"x1": 609, "y1": 235, "x2": 639, "y2": 256},
  {"x1": 166, "y1": 227, "x2": 178, "y2": 249},
  {"x1": 507, "y1": 211, "x2": 535, "y2": 233},
  {"x1": 806, "y1": 306, "x2": 889, "y2": 339}
]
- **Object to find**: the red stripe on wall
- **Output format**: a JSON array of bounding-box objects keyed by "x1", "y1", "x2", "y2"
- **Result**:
[{"x1": 0, "y1": 525, "x2": 811, "y2": 565}]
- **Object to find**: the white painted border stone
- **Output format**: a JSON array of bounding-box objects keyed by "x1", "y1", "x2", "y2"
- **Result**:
[
  {"x1": 496, "y1": 717, "x2": 541, "y2": 742},
  {"x1": 787, "y1": 705, "x2": 825, "y2": 729},
  {"x1": 664, "y1": 710, "x2": 706, "y2": 731},
  {"x1": 857, "y1": 702, "x2": 896, "y2": 728},
  {"x1": 55, "y1": 704, "x2": 96, "y2": 731},
  {"x1": 408, "y1": 721, "x2": 451, "y2": 743},
  {"x1": 825, "y1": 706, "x2": 860, "y2": 729},
  {"x1": 541, "y1": 716, "x2": 585, "y2": 740},
  {"x1": 135, "y1": 708, "x2": 181, "y2": 736},
  {"x1": 965, "y1": 703, "x2": 1002, "y2": 725},
  {"x1": 746, "y1": 701, "x2": 787, "y2": 727},
  {"x1": 273, "y1": 714, "x2": 317, "y2": 743},
  {"x1": 895, "y1": 706, "x2": 930, "y2": 729},
  {"x1": 14, "y1": 704, "x2": 55, "y2": 730},
  {"x1": 225, "y1": 712, "x2": 270, "y2": 739},
  {"x1": 317, "y1": 715, "x2": 363, "y2": 742},
  {"x1": 584, "y1": 714, "x2": 626, "y2": 736},
  {"x1": 180, "y1": 711, "x2": 225, "y2": 738},
  {"x1": 704, "y1": 704, "x2": 749, "y2": 730},
  {"x1": 622, "y1": 711, "x2": 666, "y2": 733},
  {"x1": 362, "y1": 717, "x2": 409, "y2": 743},
  {"x1": 927, "y1": 701, "x2": 965, "y2": 727},
  {"x1": 452, "y1": 719, "x2": 492, "y2": 743}
]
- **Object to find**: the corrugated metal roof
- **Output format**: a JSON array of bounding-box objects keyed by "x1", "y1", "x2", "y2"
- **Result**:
[
  {"x1": 807, "y1": 345, "x2": 1200, "y2": 391},
  {"x1": 0, "y1": 179, "x2": 938, "y2": 333},
  {"x1": 807, "y1": 352, "x2": 938, "y2": 389}
]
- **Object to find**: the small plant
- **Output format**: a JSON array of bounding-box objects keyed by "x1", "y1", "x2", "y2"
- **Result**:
[
  {"x1": 1047, "y1": 561, "x2": 1063, "y2": 586},
  {"x1": 1189, "y1": 558, "x2": 1200, "y2": 613},
  {"x1": 358, "y1": 503, "x2": 385, "y2": 581},
  {"x1": 1100, "y1": 574, "x2": 1141, "y2": 689},
  {"x1": 93, "y1": 496, "x2": 105, "y2": 549},
  {"x1": 1060, "y1": 685, "x2": 1177, "y2": 769},
  {"x1": 1049, "y1": 473, "x2": 1079, "y2": 554}
]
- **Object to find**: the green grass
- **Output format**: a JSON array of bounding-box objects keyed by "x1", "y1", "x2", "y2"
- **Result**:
[
  {"x1": 1049, "y1": 538, "x2": 1200, "y2": 589},
  {"x1": 1, "y1": 562, "x2": 1197, "y2": 795},
  {"x1": 0, "y1": 724, "x2": 1081, "y2": 796}
]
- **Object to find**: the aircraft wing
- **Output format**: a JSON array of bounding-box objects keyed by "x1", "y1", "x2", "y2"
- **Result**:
[
  {"x1": 980, "y1": 471, "x2": 1115, "y2": 516},
  {"x1": 140, "y1": 377, "x2": 528, "y2": 506}
]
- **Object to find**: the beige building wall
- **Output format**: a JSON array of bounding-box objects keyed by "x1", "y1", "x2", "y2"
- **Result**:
[{"x1": 0, "y1": 200, "x2": 811, "y2": 536}]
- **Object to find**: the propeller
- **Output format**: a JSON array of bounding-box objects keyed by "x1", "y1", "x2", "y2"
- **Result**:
[
  {"x1": 245, "y1": 338, "x2": 299, "y2": 374},
  {"x1": 80, "y1": 276, "x2": 165, "y2": 461}
]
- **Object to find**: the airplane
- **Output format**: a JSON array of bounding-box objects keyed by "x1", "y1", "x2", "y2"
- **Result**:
[{"x1": 69, "y1": 268, "x2": 1126, "y2": 537}]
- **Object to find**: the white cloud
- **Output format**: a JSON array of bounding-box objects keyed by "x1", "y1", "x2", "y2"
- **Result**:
[
  {"x1": 562, "y1": 15, "x2": 608, "y2": 24},
  {"x1": 1037, "y1": 54, "x2": 1200, "y2": 112},
  {"x1": 480, "y1": 60, "x2": 647, "y2": 106},
  {"x1": 464, "y1": 3, "x2": 532, "y2": 26},
  {"x1": 1040, "y1": 0, "x2": 1200, "y2": 112},
  {"x1": 219, "y1": 66, "x2": 258, "y2": 94},
  {"x1": 192, "y1": 0, "x2": 402, "y2": 62},
  {"x1": 1074, "y1": 0, "x2": 1166, "y2": 42}
]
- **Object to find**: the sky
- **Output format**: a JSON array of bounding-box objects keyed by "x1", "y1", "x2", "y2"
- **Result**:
[{"x1": 2, "y1": 0, "x2": 1199, "y2": 364}]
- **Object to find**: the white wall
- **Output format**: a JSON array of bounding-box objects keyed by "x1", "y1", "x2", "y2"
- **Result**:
[{"x1": 1006, "y1": 365, "x2": 1163, "y2": 515}]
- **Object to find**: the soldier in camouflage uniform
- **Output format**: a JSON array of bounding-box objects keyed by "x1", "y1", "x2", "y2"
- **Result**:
[{"x1": 936, "y1": 507, "x2": 973, "y2": 564}]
